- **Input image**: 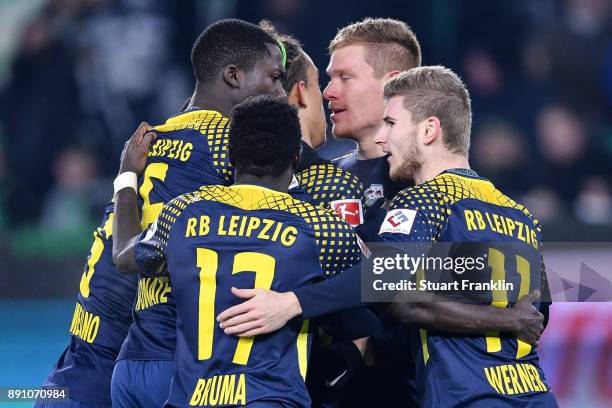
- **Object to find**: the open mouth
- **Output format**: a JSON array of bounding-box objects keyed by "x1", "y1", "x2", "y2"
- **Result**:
[{"x1": 330, "y1": 109, "x2": 346, "y2": 121}]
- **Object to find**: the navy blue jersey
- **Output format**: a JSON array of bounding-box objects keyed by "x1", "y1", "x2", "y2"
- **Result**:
[
  {"x1": 295, "y1": 143, "x2": 364, "y2": 227},
  {"x1": 334, "y1": 150, "x2": 408, "y2": 212},
  {"x1": 378, "y1": 169, "x2": 556, "y2": 407},
  {"x1": 43, "y1": 203, "x2": 137, "y2": 407},
  {"x1": 133, "y1": 184, "x2": 361, "y2": 407},
  {"x1": 119, "y1": 109, "x2": 234, "y2": 362}
]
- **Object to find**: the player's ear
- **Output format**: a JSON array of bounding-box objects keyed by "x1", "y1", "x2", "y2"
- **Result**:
[
  {"x1": 423, "y1": 116, "x2": 441, "y2": 145},
  {"x1": 384, "y1": 70, "x2": 401, "y2": 82},
  {"x1": 223, "y1": 65, "x2": 241, "y2": 88},
  {"x1": 291, "y1": 80, "x2": 307, "y2": 108}
]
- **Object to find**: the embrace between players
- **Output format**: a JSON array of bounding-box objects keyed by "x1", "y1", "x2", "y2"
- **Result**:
[{"x1": 37, "y1": 17, "x2": 558, "y2": 408}]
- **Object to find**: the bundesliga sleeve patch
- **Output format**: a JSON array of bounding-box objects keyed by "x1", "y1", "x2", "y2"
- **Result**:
[
  {"x1": 330, "y1": 199, "x2": 364, "y2": 227},
  {"x1": 379, "y1": 209, "x2": 417, "y2": 235}
]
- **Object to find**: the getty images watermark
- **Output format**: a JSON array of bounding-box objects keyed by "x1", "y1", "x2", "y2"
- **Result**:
[{"x1": 361, "y1": 242, "x2": 561, "y2": 303}]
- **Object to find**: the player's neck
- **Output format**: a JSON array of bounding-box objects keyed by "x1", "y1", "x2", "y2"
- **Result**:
[
  {"x1": 235, "y1": 173, "x2": 292, "y2": 194},
  {"x1": 188, "y1": 85, "x2": 233, "y2": 118},
  {"x1": 356, "y1": 138, "x2": 385, "y2": 160},
  {"x1": 414, "y1": 154, "x2": 470, "y2": 185},
  {"x1": 299, "y1": 121, "x2": 313, "y2": 148}
]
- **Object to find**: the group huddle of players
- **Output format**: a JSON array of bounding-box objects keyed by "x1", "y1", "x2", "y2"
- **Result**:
[{"x1": 35, "y1": 17, "x2": 558, "y2": 408}]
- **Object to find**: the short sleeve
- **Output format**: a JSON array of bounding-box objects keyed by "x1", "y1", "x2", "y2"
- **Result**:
[
  {"x1": 310, "y1": 209, "x2": 362, "y2": 276},
  {"x1": 134, "y1": 196, "x2": 187, "y2": 275},
  {"x1": 378, "y1": 186, "x2": 448, "y2": 243}
]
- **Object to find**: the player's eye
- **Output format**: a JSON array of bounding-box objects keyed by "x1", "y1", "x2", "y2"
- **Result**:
[
  {"x1": 340, "y1": 75, "x2": 351, "y2": 81},
  {"x1": 271, "y1": 74, "x2": 281, "y2": 82}
]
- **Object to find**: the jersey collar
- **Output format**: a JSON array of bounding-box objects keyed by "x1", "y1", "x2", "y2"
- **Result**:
[
  {"x1": 230, "y1": 182, "x2": 291, "y2": 197},
  {"x1": 165, "y1": 107, "x2": 224, "y2": 124},
  {"x1": 440, "y1": 168, "x2": 488, "y2": 181}
]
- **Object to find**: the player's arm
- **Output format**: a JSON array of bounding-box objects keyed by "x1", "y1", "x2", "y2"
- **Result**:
[
  {"x1": 219, "y1": 255, "x2": 543, "y2": 344},
  {"x1": 219, "y1": 194, "x2": 544, "y2": 345},
  {"x1": 375, "y1": 197, "x2": 544, "y2": 344},
  {"x1": 112, "y1": 123, "x2": 155, "y2": 275},
  {"x1": 383, "y1": 292, "x2": 543, "y2": 344}
]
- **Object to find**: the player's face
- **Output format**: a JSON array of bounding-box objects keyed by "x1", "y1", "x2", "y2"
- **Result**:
[
  {"x1": 241, "y1": 43, "x2": 287, "y2": 100},
  {"x1": 323, "y1": 45, "x2": 387, "y2": 141},
  {"x1": 302, "y1": 53, "x2": 327, "y2": 148},
  {"x1": 375, "y1": 95, "x2": 422, "y2": 181}
]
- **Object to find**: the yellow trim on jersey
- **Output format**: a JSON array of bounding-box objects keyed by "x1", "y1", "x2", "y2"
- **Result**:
[
  {"x1": 160, "y1": 109, "x2": 224, "y2": 125},
  {"x1": 297, "y1": 320, "x2": 310, "y2": 379},
  {"x1": 229, "y1": 183, "x2": 291, "y2": 198},
  {"x1": 416, "y1": 266, "x2": 430, "y2": 364},
  {"x1": 436, "y1": 173, "x2": 541, "y2": 229},
  {"x1": 103, "y1": 212, "x2": 114, "y2": 237}
]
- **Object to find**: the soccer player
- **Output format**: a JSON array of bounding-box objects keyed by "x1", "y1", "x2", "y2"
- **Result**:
[
  {"x1": 219, "y1": 66, "x2": 556, "y2": 407},
  {"x1": 109, "y1": 20, "x2": 286, "y2": 408},
  {"x1": 263, "y1": 30, "x2": 385, "y2": 406},
  {"x1": 325, "y1": 18, "x2": 422, "y2": 238},
  {"x1": 36, "y1": 19, "x2": 285, "y2": 408},
  {"x1": 261, "y1": 18, "x2": 424, "y2": 407},
  {"x1": 265, "y1": 27, "x2": 365, "y2": 224},
  {"x1": 375, "y1": 66, "x2": 556, "y2": 407},
  {"x1": 112, "y1": 96, "x2": 362, "y2": 407}
]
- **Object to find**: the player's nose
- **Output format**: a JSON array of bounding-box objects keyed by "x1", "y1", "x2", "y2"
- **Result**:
[{"x1": 323, "y1": 80, "x2": 336, "y2": 101}]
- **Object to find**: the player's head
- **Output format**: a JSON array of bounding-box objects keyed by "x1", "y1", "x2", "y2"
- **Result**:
[
  {"x1": 375, "y1": 66, "x2": 472, "y2": 181},
  {"x1": 191, "y1": 19, "x2": 286, "y2": 104},
  {"x1": 323, "y1": 18, "x2": 421, "y2": 142},
  {"x1": 260, "y1": 21, "x2": 327, "y2": 149},
  {"x1": 229, "y1": 95, "x2": 302, "y2": 184}
]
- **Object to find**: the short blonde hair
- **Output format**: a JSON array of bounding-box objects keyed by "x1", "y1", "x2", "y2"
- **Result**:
[
  {"x1": 384, "y1": 66, "x2": 472, "y2": 156},
  {"x1": 329, "y1": 18, "x2": 421, "y2": 77}
]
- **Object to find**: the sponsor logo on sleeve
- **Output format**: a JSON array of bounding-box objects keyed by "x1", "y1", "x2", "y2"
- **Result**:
[
  {"x1": 379, "y1": 209, "x2": 417, "y2": 235},
  {"x1": 330, "y1": 199, "x2": 364, "y2": 227}
]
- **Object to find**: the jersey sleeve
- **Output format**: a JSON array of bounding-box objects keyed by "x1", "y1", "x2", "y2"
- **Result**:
[
  {"x1": 134, "y1": 195, "x2": 188, "y2": 276},
  {"x1": 378, "y1": 186, "x2": 448, "y2": 243},
  {"x1": 310, "y1": 209, "x2": 362, "y2": 276}
]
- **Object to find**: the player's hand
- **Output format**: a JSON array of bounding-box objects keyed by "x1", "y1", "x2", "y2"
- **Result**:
[
  {"x1": 119, "y1": 122, "x2": 156, "y2": 175},
  {"x1": 217, "y1": 288, "x2": 302, "y2": 337},
  {"x1": 511, "y1": 290, "x2": 544, "y2": 346}
]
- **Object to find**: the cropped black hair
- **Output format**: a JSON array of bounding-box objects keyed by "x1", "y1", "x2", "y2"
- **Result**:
[
  {"x1": 259, "y1": 21, "x2": 309, "y2": 93},
  {"x1": 229, "y1": 95, "x2": 301, "y2": 177},
  {"x1": 191, "y1": 19, "x2": 278, "y2": 83}
]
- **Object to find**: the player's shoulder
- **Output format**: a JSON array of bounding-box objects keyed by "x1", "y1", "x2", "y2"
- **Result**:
[
  {"x1": 154, "y1": 109, "x2": 229, "y2": 134},
  {"x1": 390, "y1": 180, "x2": 447, "y2": 212},
  {"x1": 298, "y1": 163, "x2": 363, "y2": 191},
  {"x1": 160, "y1": 189, "x2": 208, "y2": 220},
  {"x1": 283, "y1": 195, "x2": 360, "y2": 275},
  {"x1": 283, "y1": 193, "x2": 355, "y2": 233},
  {"x1": 152, "y1": 109, "x2": 230, "y2": 160},
  {"x1": 490, "y1": 186, "x2": 543, "y2": 233}
]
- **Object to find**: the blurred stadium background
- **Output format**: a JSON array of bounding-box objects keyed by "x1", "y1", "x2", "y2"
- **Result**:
[{"x1": 0, "y1": 0, "x2": 610, "y2": 407}]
